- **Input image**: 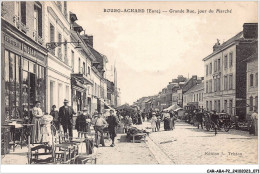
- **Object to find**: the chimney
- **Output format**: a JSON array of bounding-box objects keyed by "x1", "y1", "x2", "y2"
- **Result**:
[
  {"x1": 192, "y1": 75, "x2": 197, "y2": 80},
  {"x1": 243, "y1": 23, "x2": 258, "y2": 39},
  {"x1": 82, "y1": 34, "x2": 94, "y2": 47}
]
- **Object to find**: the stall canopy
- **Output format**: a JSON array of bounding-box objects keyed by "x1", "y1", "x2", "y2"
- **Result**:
[{"x1": 163, "y1": 104, "x2": 181, "y2": 111}]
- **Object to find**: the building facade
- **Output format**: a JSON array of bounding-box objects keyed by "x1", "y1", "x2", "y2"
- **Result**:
[
  {"x1": 203, "y1": 23, "x2": 258, "y2": 119},
  {"x1": 2, "y1": 1, "x2": 48, "y2": 123},
  {"x1": 183, "y1": 82, "x2": 204, "y2": 109},
  {"x1": 45, "y1": 1, "x2": 72, "y2": 113},
  {"x1": 246, "y1": 52, "x2": 258, "y2": 115}
]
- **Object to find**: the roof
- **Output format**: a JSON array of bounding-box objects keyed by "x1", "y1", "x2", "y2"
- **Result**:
[
  {"x1": 203, "y1": 31, "x2": 243, "y2": 61},
  {"x1": 184, "y1": 82, "x2": 204, "y2": 95}
]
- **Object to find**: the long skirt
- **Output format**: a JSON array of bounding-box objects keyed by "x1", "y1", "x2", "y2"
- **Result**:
[
  {"x1": 164, "y1": 119, "x2": 171, "y2": 131},
  {"x1": 32, "y1": 118, "x2": 42, "y2": 143}
]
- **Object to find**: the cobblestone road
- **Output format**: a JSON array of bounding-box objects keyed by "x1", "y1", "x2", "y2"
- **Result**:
[
  {"x1": 147, "y1": 121, "x2": 258, "y2": 164},
  {"x1": 1, "y1": 121, "x2": 258, "y2": 165}
]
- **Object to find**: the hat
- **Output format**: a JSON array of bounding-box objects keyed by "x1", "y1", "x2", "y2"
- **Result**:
[
  {"x1": 82, "y1": 107, "x2": 88, "y2": 111},
  {"x1": 110, "y1": 109, "x2": 114, "y2": 112},
  {"x1": 152, "y1": 112, "x2": 156, "y2": 115},
  {"x1": 63, "y1": 99, "x2": 69, "y2": 103}
]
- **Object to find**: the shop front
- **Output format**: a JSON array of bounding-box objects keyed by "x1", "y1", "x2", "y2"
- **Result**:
[
  {"x1": 71, "y1": 74, "x2": 93, "y2": 114},
  {"x1": 1, "y1": 20, "x2": 47, "y2": 124}
]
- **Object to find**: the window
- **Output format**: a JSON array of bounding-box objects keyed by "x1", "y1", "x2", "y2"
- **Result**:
[
  {"x1": 224, "y1": 55, "x2": 228, "y2": 68},
  {"x1": 224, "y1": 100, "x2": 227, "y2": 112},
  {"x1": 224, "y1": 75, "x2": 228, "y2": 90},
  {"x1": 197, "y1": 94, "x2": 199, "y2": 102},
  {"x1": 209, "y1": 63, "x2": 212, "y2": 74},
  {"x1": 20, "y1": 2, "x2": 26, "y2": 25},
  {"x1": 214, "y1": 79, "x2": 217, "y2": 92},
  {"x1": 255, "y1": 96, "x2": 258, "y2": 111},
  {"x1": 256, "y1": 73, "x2": 258, "y2": 87},
  {"x1": 209, "y1": 80, "x2": 212, "y2": 92},
  {"x1": 229, "y1": 52, "x2": 233, "y2": 67},
  {"x1": 64, "y1": 1, "x2": 68, "y2": 19},
  {"x1": 206, "y1": 81, "x2": 208, "y2": 93},
  {"x1": 78, "y1": 58, "x2": 81, "y2": 73},
  {"x1": 34, "y1": 2, "x2": 42, "y2": 38},
  {"x1": 64, "y1": 40, "x2": 68, "y2": 64},
  {"x1": 229, "y1": 100, "x2": 233, "y2": 115},
  {"x1": 250, "y1": 96, "x2": 253, "y2": 111},
  {"x1": 218, "y1": 100, "x2": 221, "y2": 113},
  {"x1": 214, "y1": 60, "x2": 217, "y2": 72},
  {"x1": 250, "y1": 74, "x2": 254, "y2": 87},
  {"x1": 57, "y1": 33, "x2": 62, "y2": 59},
  {"x1": 206, "y1": 65, "x2": 208, "y2": 75},
  {"x1": 209, "y1": 101, "x2": 212, "y2": 111},
  {"x1": 83, "y1": 62, "x2": 86, "y2": 75},
  {"x1": 218, "y1": 58, "x2": 221, "y2": 71},
  {"x1": 202, "y1": 93, "x2": 203, "y2": 101},
  {"x1": 88, "y1": 66, "x2": 90, "y2": 75},
  {"x1": 229, "y1": 74, "x2": 233, "y2": 89},
  {"x1": 57, "y1": 1, "x2": 62, "y2": 11},
  {"x1": 214, "y1": 100, "x2": 217, "y2": 111},
  {"x1": 216, "y1": 77, "x2": 220, "y2": 91},
  {"x1": 50, "y1": 23, "x2": 55, "y2": 55},
  {"x1": 71, "y1": 51, "x2": 74, "y2": 71},
  {"x1": 206, "y1": 101, "x2": 208, "y2": 111}
]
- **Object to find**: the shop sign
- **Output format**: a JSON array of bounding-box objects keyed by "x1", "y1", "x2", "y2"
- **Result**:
[
  {"x1": 4, "y1": 33, "x2": 46, "y2": 63},
  {"x1": 4, "y1": 34, "x2": 21, "y2": 50}
]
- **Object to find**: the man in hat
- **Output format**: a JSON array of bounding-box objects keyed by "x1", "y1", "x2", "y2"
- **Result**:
[
  {"x1": 58, "y1": 99, "x2": 75, "y2": 137},
  {"x1": 106, "y1": 109, "x2": 119, "y2": 147}
]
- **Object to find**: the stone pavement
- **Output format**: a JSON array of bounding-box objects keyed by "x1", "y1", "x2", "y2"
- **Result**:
[
  {"x1": 147, "y1": 120, "x2": 258, "y2": 165},
  {"x1": 1, "y1": 129, "x2": 158, "y2": 165},
  {"x1": 1, "y1": 121, "x2": 258, "y2": 165}
]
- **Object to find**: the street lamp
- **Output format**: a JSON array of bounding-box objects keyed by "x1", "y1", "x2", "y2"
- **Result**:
[{"x1": 46, "y1": 40, "x2": 81, "y2": 50}]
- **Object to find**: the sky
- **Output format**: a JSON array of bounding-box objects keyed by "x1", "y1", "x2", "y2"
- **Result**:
[{"x1": 68, "y1": 1, "x2": 258, "y2": 105}]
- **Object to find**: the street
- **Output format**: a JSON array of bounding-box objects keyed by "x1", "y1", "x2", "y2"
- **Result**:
[
  {"x1": 1, "y1": 121, "x2": 257, "y2": 165},
  {"x1": 147, "y1": 121, "x2": 258, "y2": 164}
]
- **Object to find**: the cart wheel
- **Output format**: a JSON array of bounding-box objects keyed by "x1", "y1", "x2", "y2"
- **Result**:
[{"x1": 224, "y1": 122, "x2": 231, "y2": 132}]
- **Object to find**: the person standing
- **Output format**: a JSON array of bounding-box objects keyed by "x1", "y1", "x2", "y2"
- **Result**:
[
  {"x1": 58, "y1": 99, "x2": 75, "y2": 138},
  {"x1": 106, "y1": 110, "x2": 119, "y2": 147},
  {"x1": 211, "y1": 110, "x2": 219, "y2": 135},
  {"x1": 155, "y1": 112, "x2": 161, "y2": 132},
  {"x1": 94, "y1": 113, "x2": 107, "y2": 147},
  {"x1": 50, "y1": 105, "x2": 59, "y2": 131},
  {"x1": 197, "y1": 110, "x2": 204, "y2": 129},
  {"x1": 150, "y1": 112, "x2": 157, "y2": 132},
  {"x1": 32, "y1": 101, "x2": 44, "y2": 143}
]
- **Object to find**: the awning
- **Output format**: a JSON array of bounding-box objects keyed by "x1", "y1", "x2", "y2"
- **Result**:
[{"x1": 163, "y1": 104, "x2": 181, "y2": 111}]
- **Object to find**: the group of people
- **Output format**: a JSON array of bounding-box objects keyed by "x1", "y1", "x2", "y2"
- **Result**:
[
  {"x1": 150, "y1": 110, "x2": 177, "y2": 132},
  {"x1": 31, "y1": 99, "x2": 120, "y2": 147}
]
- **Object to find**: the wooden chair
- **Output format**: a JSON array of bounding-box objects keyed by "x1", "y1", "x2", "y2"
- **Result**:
[{"x1": 27, "y1": 136, "x2": 54, "y2": 164}]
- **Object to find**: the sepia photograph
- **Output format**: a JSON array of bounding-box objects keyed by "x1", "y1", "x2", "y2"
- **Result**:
[{"x1": 0, "y1": 0, "x2": 259, "y2": 173}]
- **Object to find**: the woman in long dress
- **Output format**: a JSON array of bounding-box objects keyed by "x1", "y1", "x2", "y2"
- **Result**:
[
  {"x1": 150, "y1": 113, "x2": 157, "y2": 132},
  {"x1": 32, "y1": 101, "x2": 44, "y2": 143}
]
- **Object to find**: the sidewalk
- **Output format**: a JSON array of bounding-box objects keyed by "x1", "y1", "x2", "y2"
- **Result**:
[{"x1": 1, "y1": 125, "x2": 158, "y2": 165}]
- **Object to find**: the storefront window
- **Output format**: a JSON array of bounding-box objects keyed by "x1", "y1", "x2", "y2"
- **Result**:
[
  {"x1": 36, "y1": 65, "x2": 45, "y2": 112},
  {"x1": 4, "y1": 49, "x2": 46, "y2": 121},
  {"x1": 5, "y1": 50, "x2": 10, "y2": 120},
  {"x1": 22, "y1": 70, "x2": 29, "y2": 119},
  {"x1": 15, "y1": 55, "x2": 21, "y2": 118},
  {"x1": 9, "y1": 52, "x2": 16, "y2": 119}
]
